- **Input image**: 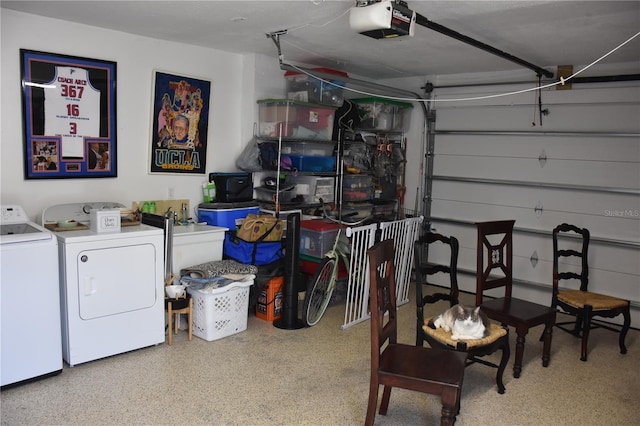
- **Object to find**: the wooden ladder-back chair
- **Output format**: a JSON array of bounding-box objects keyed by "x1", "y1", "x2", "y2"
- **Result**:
[
  {"x1": 366, "y1": 239, "x2": 467, "y2": 426},
  {"x1": 415, "y1": 233, "x2": 510, "y2": 394},
  {"x1": 552, "y1": 223, "x2": 630, "y2": 361},
  {"x1": 475, "y1": 220, "x2": 556, "y2": 378},
  {"x1": 415, "y1": 233, "x2": 460, "y2": 340}
]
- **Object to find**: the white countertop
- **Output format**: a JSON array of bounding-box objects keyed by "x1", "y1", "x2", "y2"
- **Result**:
[{"x1": 172, "y1": 223, "x2": 227, "y2": 236}]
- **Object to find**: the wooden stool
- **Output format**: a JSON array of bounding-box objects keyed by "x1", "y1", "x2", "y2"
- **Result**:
[{"x1": 165, "y1": 294, "x2": 192, "y2": 346}]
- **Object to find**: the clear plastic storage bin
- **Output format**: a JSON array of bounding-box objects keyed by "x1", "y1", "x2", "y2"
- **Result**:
[
  {"x1": 342, "y1": 174, "x2": 373, "y2": 189},
  {"x1": 352, "y1": 97, "x2": 413, "y2": 131},
  {"x1": 286, "y1": 155, "x2": 336, "y2": 172},
  {"x1": 257, "y1": 99, "x2": 337, "y2": 141},
  {"x1": 341, "y1": 202, "x2": 374, "y2": 220},
  {"x1": 373, "y1": 202, "x2": 396, "y2": 217},
  {"x1": 289, "y1": 175, "x2": 335, "y2": 203},
  {"x1": 342, "y1": 188, "x2": 373, "y2": 202},
  {"x1": 254, "y1": 186, "x2": 301, "y2": 203},
  {"x1": 300, "y1": 220, "x2": 341, "y2": 258},
  {"x1": 260, "y1": 140, "x2": 335, "y2": 157},
  {"x1": 281, "y1": 140, "x2": 335, "y2": 156},
  {"x1": 284, "y1": 68, "x2": 348, "y2": 107}
]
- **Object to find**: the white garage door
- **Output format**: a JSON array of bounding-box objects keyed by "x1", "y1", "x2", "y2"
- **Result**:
[{"x1": 427, "y1": 81, "x2": 639, "y2": 327}]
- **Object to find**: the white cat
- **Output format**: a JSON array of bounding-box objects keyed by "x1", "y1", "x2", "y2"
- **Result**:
[{"x1": 431, "y1": 304, "x2": 490, "y2": 340}]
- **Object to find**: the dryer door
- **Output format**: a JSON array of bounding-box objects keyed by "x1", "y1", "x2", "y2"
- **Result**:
[{"x1": 77, "y1": 243, "x2": 158, "y2": 320}]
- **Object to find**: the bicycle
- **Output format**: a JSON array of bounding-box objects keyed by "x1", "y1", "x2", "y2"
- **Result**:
[{"x1": 302, "y1": 201, "x2": 366, "y2": 327}]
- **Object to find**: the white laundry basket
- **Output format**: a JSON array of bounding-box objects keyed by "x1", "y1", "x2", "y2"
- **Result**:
[{"x1": 187, "y1": 278, "x2": 254, "y2": 341}]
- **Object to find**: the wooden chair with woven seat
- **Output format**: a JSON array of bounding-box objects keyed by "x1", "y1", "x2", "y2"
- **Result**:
[
  {"x1": 415, "y1": 233, "x2": 510, "y2": 394},
  {"x1": 415, "y1": 232, "x2": 460, "y2": 344},
  {"x1": 475, "y1": 220, "x2": 556, "y2": 378},
  {"x1": 366, "y1": 239, "x2": 467, "y2": 426},
  {"x1": 552, "y1": 223, "x2": 630, "y2": 361}
]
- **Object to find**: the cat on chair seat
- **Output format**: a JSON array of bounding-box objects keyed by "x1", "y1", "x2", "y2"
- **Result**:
[{"x1": 430, "y1": 304, "x2": 490, "y2": 340}]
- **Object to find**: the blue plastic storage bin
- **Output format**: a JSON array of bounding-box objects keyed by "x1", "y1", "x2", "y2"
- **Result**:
[{"x1": 285, "y1": 155, "x2": 336, "y2": 172}]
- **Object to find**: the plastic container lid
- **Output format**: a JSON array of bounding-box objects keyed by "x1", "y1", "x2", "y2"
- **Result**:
[
  {"x1": 351, "y1": 97, "x2": 413, "y2": 108},
  {"x1": 198, "y1": 201, "x2": 259, "y2": 209},
  {"x1": 257, "y1": 98, "x2": 339, "y2": 109},
  {"x1": 284, "y1": 67, "x2": 349, "y2": 78},
  {"x1": 300, "y1": 219, "x2": 341, "y2": 232}
]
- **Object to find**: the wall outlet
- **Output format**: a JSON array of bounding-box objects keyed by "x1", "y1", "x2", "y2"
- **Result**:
[{"x1": 168, "y1": 187, "x2": 175, "y2": 199}]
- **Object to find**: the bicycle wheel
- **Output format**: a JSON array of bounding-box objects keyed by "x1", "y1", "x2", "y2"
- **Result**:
[{"x1": 302, "y1": 257, "x2": 337, "y2": 327}]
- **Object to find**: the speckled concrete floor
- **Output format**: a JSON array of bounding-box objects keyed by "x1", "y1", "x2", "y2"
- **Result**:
[{"x1": 1, "y1": 288, "x2": 638, "y2": 425}]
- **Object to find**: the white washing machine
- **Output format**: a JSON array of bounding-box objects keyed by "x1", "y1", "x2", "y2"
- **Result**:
[
  {"x1": 1, "y1": 205, "x2": 62, "y2": 387},
  {"x1": 42, "y1": 202, "x2": 165, "y2": 367}
]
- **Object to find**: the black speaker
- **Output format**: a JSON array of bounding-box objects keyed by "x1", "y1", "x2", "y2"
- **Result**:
[{"x1": 273, "y1": 213, "x2": 305, "y2": 330}]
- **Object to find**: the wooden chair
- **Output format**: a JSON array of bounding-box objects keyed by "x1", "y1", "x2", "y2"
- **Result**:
[
  {"x1": 475, "y1": 220, "x2": 556, "y2": 378},
  {"x1": 415, "y1": 233, "x2": 510, "y2": 394},
  {"x1": 415, "y1": 233, "x2": 460, "y2": 342},
  {"x1": 552, "y1": 223, "x2": 630, "y2": 361},
  {"x1": 366, "y1": 239, "x2": 467, "y2": 426}
]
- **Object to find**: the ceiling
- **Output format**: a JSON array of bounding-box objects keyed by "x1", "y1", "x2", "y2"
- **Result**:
[{"x1": 3, "y1": 1, "x2": 640, "y2": 81}]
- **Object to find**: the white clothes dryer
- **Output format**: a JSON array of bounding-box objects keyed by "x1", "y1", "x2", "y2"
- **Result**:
[
  {"x1": 1, "y1": 205, "x2": 62, "y2": 386},
  {"x1": 42, "y1": 202, "x2": 165, "y2": 366}
]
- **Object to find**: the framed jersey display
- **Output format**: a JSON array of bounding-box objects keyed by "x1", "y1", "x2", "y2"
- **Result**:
[
  {"x1": 20, "y1": 49, "x2": 117, "y2": 179},
  {"x1": 149, "y1": 70, "x2": 211, "y2": 175}
]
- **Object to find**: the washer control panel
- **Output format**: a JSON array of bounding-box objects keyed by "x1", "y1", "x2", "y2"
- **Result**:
[{"x1": 1, "y1": 205, "x2": 29, "y2": 224}]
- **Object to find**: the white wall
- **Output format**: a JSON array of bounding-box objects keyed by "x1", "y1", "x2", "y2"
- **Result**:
[{"x1": 1, "y1": 9, "x2": 284, "y2": 222}]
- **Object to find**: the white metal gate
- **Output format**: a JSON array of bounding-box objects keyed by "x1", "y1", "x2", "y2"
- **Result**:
[
  {"x1": 380, "y1": 216, "x2": 424, "y2": 306},
  {"x1": 341, "y1": 223, "x2": 377, "y2": 330},
  {"x1": 340, "y1": 217, "x2": 423, "y2": 330}
]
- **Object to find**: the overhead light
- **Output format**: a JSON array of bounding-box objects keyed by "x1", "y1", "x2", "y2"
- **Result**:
[{"x1": 349, "y1": 0, "x2": 416, "y2": 39}]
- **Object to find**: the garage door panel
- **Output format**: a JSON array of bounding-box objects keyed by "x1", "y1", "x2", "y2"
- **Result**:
[
  {"x1": 432, "y1": 198, "x2": 638, "y2": 243},
  {"x1": 434, "y1": 134, "x2": 640, "y2": 163},
  {"x1": 431, "y1": 219, "x2": 639, "y2": 280},
  {"x1": 428, "y1": 81, "x2": 639, "y2": 318},
  {"x1": 436, "y1": 103, "x2": 640, "y2": 133},
  {"x1": 433, "y1": 156, "x2": 638, "y2": 188},
  {"x1": 432, "y1": 180, "x2": 637, "y2": 214},
  {"x1": 435, "y1": 85, "x2": 640, "y2": 108}
]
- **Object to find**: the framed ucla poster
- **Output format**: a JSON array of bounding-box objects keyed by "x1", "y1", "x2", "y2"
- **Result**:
[
  {"x1": 149, "y1": 71, "x2": 211, "y2": 174},
  {"x1": 20, "y1": 49, "x2": 117, "y2": 179}
]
